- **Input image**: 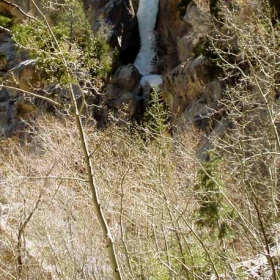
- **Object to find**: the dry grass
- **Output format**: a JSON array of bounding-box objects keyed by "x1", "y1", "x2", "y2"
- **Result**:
[
  {"x1": 0, "y1": 109, "x2": 279, "y2": 279},
  {"x1": 0, "y1": 116, "x2": 108, "y2": 279},
  {"x1": 0, "y1": 114, "x2": 200, "y2": 279}
]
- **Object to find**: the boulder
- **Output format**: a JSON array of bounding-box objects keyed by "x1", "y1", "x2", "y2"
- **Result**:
[
  {"x1": 112, "y1": 64, "x2": 140, "y2": 91},
  {"x1": 105, "y1": 81, "x2": 141, "y2": 118},
  {"x1": 105, "y1": 64, "x2": 146, "y2": 121}
]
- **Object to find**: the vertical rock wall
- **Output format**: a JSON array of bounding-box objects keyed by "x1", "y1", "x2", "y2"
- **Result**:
[
  {"x1": 156, "y1": 0, "x2": 220, "y2": 127},
  {"x1": 82, "y1": 0, "x2": 140, "y2": 65}
]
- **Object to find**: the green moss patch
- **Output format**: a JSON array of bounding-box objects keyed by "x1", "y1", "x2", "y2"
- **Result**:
[{"x1": 0, "y1": 13, "x2": 13, "y2": 28}]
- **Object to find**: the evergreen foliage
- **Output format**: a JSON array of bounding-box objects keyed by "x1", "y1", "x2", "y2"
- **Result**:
[
  {"x1": 11, "y1": 0, "x2": 112, "y2": 84},
  {"x1": 143, "y1": 90, "x2": 170, "y2": 138},
  {"x1": 195, "y1": 156, "x2": 234, "y2": 239}
]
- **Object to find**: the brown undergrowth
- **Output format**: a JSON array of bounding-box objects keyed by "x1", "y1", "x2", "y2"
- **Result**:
[
  {"x1": 0, "y1": 109, "x2": 279, "y2": 279},
  {"x1": 0, "y1": 114, "x2": 200, "y2": 279}
]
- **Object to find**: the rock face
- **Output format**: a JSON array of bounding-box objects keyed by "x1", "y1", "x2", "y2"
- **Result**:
[
  {"x1": 163, "y1": 56, "x2": 210, "y2": 119},
  {"x1": 0, "y1": 0, "x2": 223, "y2": 137},
  {"x1": 82, "y1": 0, "x2": 140, "y2": 64},
  {"x1": 154, "y1": 0, "x2": 227, "y2": 160},
  {"x1": 0, "y1": 0, "x2": 143, "y2": 135},
  {"x1": 105, "y1": 64, "x2": 147, "y2": 123},
  {"x1": 0, "y1": 21, "x2": 36, "y2": 138},
  {"x1": 0, "y1": 1, "x2": 53, "y2": 138},
  {"x1": 112, "y1": 64, "x2": 140, "y2": 91},
  {"x1": 178, "y1": 3, "x2": 211, "y2": 62},
  {"x1": 0, "y1": 33, "x2": 18, "y2": 74},
  {"x1": 156, "y1": 1, "x2": 222, "y2": 131}
]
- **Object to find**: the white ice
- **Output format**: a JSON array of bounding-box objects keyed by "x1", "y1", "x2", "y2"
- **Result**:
[
  {"x1": 134, "y1": 0, "x2": 161, "y2": 80},
  {"x1": 140, "y1": 74, "x2": 162, "y2": 91}
]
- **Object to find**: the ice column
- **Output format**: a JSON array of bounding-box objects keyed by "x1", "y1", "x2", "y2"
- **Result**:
[{"x1": 134, "y1": 0, "x2": 162, "y2": 89}]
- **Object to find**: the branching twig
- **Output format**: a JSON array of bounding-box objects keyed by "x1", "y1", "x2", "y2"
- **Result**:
[
  {"x1": 0, "y1": 25, "x2": 11, "y2": 34},
  {"x1": 0, "y1": 85, "x2": 62, "y2": 108},
  {"x1": 29, "y1": 1, "x2": 122, "y2": 278},
  {"x1": 1, "y1": 0, "x2": 36, "y2": 20}
]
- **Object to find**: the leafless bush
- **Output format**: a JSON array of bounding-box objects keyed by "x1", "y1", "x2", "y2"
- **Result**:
[
  {"x1": 206, "y1": 0, "x2": 280, "y2": 278},
  {"x1": 0, "y1": 113, "x2": 201, "y2": 279}
]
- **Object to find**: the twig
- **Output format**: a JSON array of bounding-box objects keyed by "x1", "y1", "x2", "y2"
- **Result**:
[
  {"x1": 17, "y1": 161, "x2": 56, "y2": 278},
  {"x1": 30, "y1": 1, "x2": 122, "y2": 278},
  {"x1": 0, "y1": 25, "x2": 11, "y2": 34},
  {"x1": 0, "y1": 85, "x2": 62, "y2": 108},
  {"x1": 22, "y1": 175, "x2": 88, "y2": 182},
  {"x1": 2, "y1": 0, "x2": 36, "y2": 20},
  {"x1": 0, "y1": 266, "x2": 16, "y2": 279},
  {"x1": 119, "y1": 165, "x2": 135, "y2": 278}
]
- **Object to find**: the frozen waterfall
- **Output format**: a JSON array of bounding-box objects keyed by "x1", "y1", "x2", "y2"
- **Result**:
[
  {"x1": 134, "y1": 0, "x2": 162, "y2": 89},
  {"x1": 134, "y1": 0, "x2": 159, "y2": 75}
]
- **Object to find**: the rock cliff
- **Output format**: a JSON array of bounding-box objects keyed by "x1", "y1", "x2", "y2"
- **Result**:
[
  {"x1": 0, "y1": 0, "x2": 231, "y2": 138},
  {"x1": 82, "y1": 0, "x2": 222, "y2": 129},
  {"x1": 0, "y1": 0, "x2": 277, "y2": 139}
]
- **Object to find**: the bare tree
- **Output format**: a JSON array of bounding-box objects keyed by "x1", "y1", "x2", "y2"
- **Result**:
[{"x1": 207, "y1": 0, "x2": 280, "y2": 278}]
